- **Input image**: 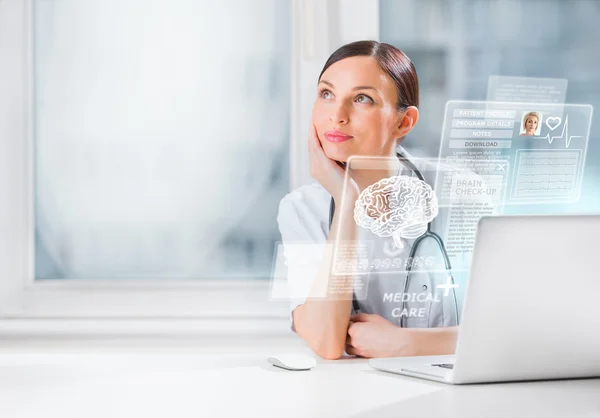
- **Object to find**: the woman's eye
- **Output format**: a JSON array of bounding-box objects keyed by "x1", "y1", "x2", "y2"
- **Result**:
[
  {"x1": 320, "y1": 89, "x2": 333, "y2": 99},
  {"x1": 356, "y1": 94, "x2": 373, "y2": 104}
]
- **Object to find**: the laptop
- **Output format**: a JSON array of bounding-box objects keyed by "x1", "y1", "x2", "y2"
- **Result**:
[{"x1": 369, "y1": 215, "x2": 600, "y2": 384}]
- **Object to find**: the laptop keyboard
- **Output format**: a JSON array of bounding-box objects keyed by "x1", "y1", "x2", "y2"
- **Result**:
[{"x1": 431, "y1": 363, "x2": 454, "y2": 369}]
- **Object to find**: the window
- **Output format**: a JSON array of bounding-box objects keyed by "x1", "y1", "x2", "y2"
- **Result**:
[
  {"x1": 0, "y1": 0, "x2": 377, "y2": 324},
  {"x1": 33, "y1": 0, "x2": 291, "y2": 282}
]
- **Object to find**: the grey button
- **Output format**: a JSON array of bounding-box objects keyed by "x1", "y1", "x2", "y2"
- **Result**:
[{"x1": 422, "y1": 285, "x2": 428, "y2": 291}]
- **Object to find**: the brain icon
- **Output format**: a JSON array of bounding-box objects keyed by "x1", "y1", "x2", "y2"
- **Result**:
[{"x1": 353, "y1": 176, "x2": 439, "y2": 249}]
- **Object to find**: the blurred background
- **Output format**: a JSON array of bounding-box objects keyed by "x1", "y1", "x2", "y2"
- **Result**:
[
  {"x1": 380, "y1": 0, "x2": 600, "y2": 217},
  {"x1": 34, "y1": 0, "x2": 292, "y2": 279},
  {"x1": 34, "y1": 0, "x2": 600, "y2": 280}
]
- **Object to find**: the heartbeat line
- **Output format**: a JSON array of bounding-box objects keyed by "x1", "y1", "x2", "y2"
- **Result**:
[{"x1": 536, "y1": 115, "x2": 582, "y2": 148}]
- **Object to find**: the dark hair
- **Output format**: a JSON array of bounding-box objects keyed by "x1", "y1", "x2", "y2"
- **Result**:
[{"x1": 318, "y1": 40, "x2": 419, "y2": 111}]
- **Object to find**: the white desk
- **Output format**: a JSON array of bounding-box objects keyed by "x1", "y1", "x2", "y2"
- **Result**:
[{"x1": 1, "y1": 335, "x2": 599, "y2": 418}]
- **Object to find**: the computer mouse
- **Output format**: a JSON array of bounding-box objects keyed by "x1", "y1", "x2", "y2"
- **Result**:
[{"x1": 267, "y1": 353, "x2": 317, "y2": 371}]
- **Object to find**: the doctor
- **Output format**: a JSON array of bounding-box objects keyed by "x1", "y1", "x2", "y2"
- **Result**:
[{"x1": 277, "y1": 40, "x2": 460, "y2": 360}]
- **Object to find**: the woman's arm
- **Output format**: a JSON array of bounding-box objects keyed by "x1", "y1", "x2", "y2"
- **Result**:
[
  {"x1": 291, "y1": 121, "x2": 366, "y2": 359},
  {"x1": 292, "y1": 192, "x2": 359, "y2": 360}
]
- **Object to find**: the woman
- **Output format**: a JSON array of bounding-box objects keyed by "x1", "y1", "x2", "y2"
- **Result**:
[
  {"x1": 277, "y1": 41, "x2": 459, "y2": 360},
  {"x1": 520, "y1": 111, "x2": 540, "y2": 136}
]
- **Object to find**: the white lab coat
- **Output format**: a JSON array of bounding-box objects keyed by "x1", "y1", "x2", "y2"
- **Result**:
[{"x1": 277, "y1": 148, "x2": 467, "y2": 332}]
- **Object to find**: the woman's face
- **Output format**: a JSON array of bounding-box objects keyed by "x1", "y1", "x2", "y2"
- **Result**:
[
  {"x1": 312, "y1": 56, "x2": 406, "y2": 162},
  {"x1": 526, "y1": 116, "x2": 539, "y2": 133}
]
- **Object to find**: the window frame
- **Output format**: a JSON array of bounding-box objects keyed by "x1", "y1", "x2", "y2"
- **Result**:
[{"x1": 0, "y1": 0, "x2": 379, "y2": 330}]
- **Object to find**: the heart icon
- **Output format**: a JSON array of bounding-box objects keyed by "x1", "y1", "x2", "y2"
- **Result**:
[{"x1": 546, "y1": 116, "x2": 562, "y2": 131}]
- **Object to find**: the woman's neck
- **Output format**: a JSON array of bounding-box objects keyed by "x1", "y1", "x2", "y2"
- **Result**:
[
  {"x1": 341, "y1": 143, "x2": 400, "y2": 192},
  {"x1": 350, "y1": 167, "x2": 398, "y2": 192}
]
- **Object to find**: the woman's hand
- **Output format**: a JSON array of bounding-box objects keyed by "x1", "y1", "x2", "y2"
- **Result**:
[
  {"x1": 345, "y1": 313, "x2": 459, "y2": 358},
  {"x1": 308, "y1": 121, "x2": 359, "y2": 204},
  {"x1": 345, "y1": 313, "x2": 416, "y2": 358}
]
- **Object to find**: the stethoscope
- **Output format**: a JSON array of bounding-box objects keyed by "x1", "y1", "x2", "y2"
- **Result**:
[{"x1": 328, "y1": 151, "x2": 460, "y2": 327}]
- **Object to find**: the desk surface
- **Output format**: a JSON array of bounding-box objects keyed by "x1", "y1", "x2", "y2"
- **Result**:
[{"x1": 1, "y1": 336, "x2": 599, "y2": 418}]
